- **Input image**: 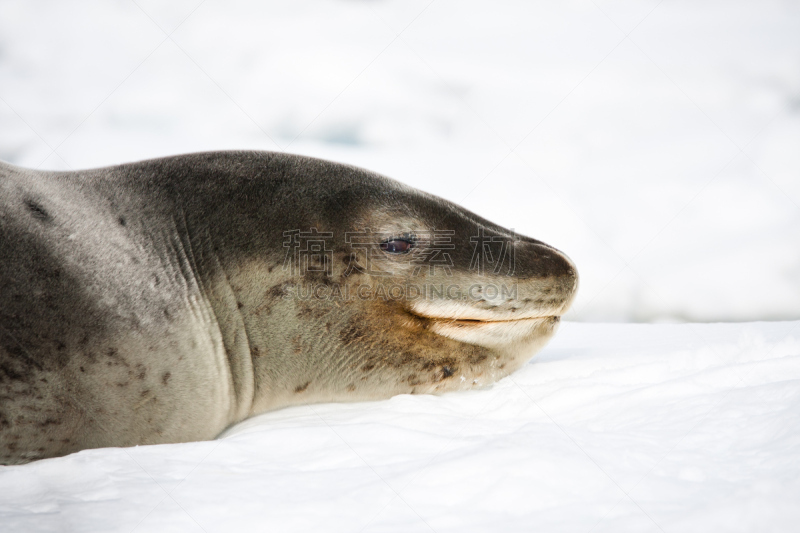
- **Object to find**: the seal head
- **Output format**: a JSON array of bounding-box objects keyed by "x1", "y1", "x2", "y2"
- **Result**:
[{"x1": 0, "y1": 151, "x2": 577, "y2": 463}]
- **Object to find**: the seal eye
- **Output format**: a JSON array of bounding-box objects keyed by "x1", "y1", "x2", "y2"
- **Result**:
[{"x1": 380, "y1": 238, "x2": 414, "y2": 254}]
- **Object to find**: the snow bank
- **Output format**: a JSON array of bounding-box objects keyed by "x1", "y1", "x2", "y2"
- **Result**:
[{"x1": 1, "y1": 321, "x2": 798, "y2": 532}]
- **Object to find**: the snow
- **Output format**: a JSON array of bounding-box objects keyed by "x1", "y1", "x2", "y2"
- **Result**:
[
  {"x1": 1, "y1": 1, "x2": 799, "y2": 531},
  {"x1": 1, "y1": 321, "x2": 799, "y2": 532}
]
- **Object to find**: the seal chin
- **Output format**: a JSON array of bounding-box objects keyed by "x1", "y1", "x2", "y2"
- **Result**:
[{"x1": 415, "y1": 312, "x2": 562, "y2": 350}]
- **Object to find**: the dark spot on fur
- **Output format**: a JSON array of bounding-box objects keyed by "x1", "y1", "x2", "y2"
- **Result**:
[
  {"x1": 161, "y1": 371, "x2": 171, "y2": 385},
  {"x1": 340, "y1": 321, "x2": 368, "y2": 346},
  {"x1": 340, "y1": 253, "x2": 365, "y2": 278},
  {"x1": 118, "y1": 216, "x2": 126, "y2": 226},
  {"x1": 24, "y1": 199, "x2": 51, "y2": 222},
  {"x1": 468, "y1": 352, "x2": 488, "y2": 365},
  {"x1": 107, "y1": 348, "x2": 118, "y2": 357},
  {"x1": 0, "y1": 334, "x2": 44, "y2": 376},
  {"x1": 303, "y1": 266, "x2": 334, "y2": 286},
  {"x1": 266, "y1": 284, "x2": 288, "y2": 300},
  {"x1": 256, "y1": 282, "x2": 294, "y2": 315},
  {"x1": 38, "y1": 417, "x2": 59, "y2": 428},
  {"x1": 362, "y1": 363, "x2": 375, "y2": 372},
  {"x1": 294, "y1": 381, "x2": 310, "y2": 393},
  {"x1": 79, "y1": 366, "x2": 85, "y2": 373},
  {"x1": 0, "y1": 362, "x2": 24, "y2": 382},
  {"x1": 346, "y1": 384, "x2": 356, "y2": 392},
  {"x1": 297, "y1": 305, "x2": 330, "y2": 320},
  {"x1": 253, "y1": 303, "x2": 272, "y2": 316},
  {"x1": 136, "y1": 365, "x2": 147, "y2": 380},
  {"x1": 442, "y1": 366, "x2": 454, "y2": 378},
  {"x1": 237, "y1": 301, "x2": 244, "y2": 309}
]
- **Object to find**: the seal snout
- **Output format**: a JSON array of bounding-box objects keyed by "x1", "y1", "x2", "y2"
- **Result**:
[
  {"x1": 514, "y1": 241, "x2": 577, "y2": 282},
  {"x1": 507, "y1": 239, "x2": 578, "y2": 316}
]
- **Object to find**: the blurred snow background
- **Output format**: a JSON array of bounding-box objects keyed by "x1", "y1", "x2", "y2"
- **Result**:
[{"x1": 1, "y1": 0, "x2": 799, "y2": 322}]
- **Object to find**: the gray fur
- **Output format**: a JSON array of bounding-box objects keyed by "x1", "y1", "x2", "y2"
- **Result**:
[{"x1": 0, "y1": 151, "x2": 577, "y2": 464}]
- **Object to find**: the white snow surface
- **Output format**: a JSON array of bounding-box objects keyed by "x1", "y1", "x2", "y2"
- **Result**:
[
  {"x1": 1, "y1": 0, "x2": 799, "y2": 322},
  {"x1": 1, "y1": 321, "x2": 799, "y2": 532}
]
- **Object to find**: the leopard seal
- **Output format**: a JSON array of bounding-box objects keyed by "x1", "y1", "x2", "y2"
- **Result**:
[{"x1": 0, "y1": 151, "x2": 577, "y2": 464}]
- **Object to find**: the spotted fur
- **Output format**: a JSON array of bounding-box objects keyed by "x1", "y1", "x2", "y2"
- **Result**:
[{"x1": 0, "y1": 152, "x2": 577, "y2": 464}]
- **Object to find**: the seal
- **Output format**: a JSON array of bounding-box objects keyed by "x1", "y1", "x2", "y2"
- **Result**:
[{"x1": 0, "y1": 151, "x2": 577, "y2": 464}]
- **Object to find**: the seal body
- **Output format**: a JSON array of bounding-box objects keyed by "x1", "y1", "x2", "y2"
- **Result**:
[{"x1": 0, "y1": 151, "x2": 577, "y2": 464}]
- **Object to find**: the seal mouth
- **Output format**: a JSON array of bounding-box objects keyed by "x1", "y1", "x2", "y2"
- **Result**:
[
  {"x1": 406, "y1": 296, "x2": 571, "y2": 326},
  {"x1": 407, "y1": 303, "x2": 563, "y2": 325},
  {"x1": 419, "y1": 315, "x2": 560, "y2": 326},
  {"x1": 406, "y1": 308, "x2": 562, "y2": 349}
]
